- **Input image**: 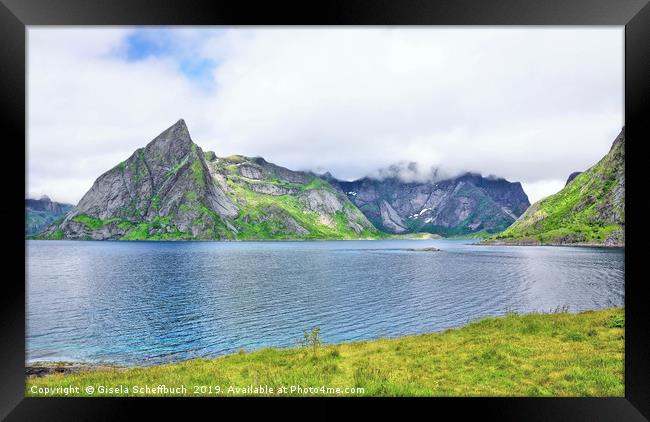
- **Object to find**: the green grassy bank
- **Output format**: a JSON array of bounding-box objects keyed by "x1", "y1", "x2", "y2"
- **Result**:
[{"x1": 26, "y1": 308, "x2": 624, "y2": 397}]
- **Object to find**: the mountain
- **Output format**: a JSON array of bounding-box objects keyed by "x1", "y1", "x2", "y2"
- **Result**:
[
  {"x1": 326, "y1": 172, "x2": 530, "y2": 237},
  {"x1": 26, "y1": 196, "x2": 73, "y2": 235},
  {"x1": 39, "y1": 120, "x2": 378, "y2": 240},
  {"x1": 565, "y1": 171, "x2": 582, "y2": 186},
  {"x1": 487, "y1": 128, "x2": 625, "y2": 246}
]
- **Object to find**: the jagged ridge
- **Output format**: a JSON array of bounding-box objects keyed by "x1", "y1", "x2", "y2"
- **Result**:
[
  {"x1": 327, "y1": 172, "x2": 530, "y2": 237},
  {"x1": 40, "y1": 120, "x2": 379, "y2": 240}
]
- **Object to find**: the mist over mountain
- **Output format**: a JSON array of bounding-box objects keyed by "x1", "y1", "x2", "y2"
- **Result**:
[{"x1": 364, "y1": 162, "x2": 449, "y2": 184}]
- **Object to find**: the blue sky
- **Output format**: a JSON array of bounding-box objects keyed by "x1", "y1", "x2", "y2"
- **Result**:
[
  {"x1": 117, "y1": 28, "x2": 222, "y2": 91},
  {"x1": 28, "y1": 27, "x2": 623, "y2": 204}
]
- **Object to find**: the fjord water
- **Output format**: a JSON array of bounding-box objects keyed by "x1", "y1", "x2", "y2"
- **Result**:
[{"x1": 26, "y1": 240, "x2": 624, "y2": 366}]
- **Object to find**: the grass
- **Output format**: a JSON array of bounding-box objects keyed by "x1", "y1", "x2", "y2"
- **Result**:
[
  {"x1": 71, "y1": 214, "x2": 124, "y2": 231},
  {"x1": 164, "y1": 159, "x2": 187, "y2": 179},
  {"x1": 43, "y1": 228, "x2": 65, "y2": 240},
  {"x1": 190, "y1": 146, "x2": 206, "y2": 188},
  {"x1": 223, "y1": 171, "x2": 381, "y2": 240},
  {"x1": 301, "y1": 177, "x2": 332, "y2": 192},
  {"x1": 25, "y1": 308, "x2": 624, "y2": 397},
  {"x1": 493, "y1": 136, "x2": 624, "y2": 245}
]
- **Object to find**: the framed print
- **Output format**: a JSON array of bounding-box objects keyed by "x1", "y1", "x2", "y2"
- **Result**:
[{"x1": 2, "y1": 0, "x2": 649, "y2": 419}]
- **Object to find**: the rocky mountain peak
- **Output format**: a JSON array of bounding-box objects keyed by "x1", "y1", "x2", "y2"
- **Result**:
[
  {"x1": 160, "y1": 118, "x2": 190, "y2": 138},
  {"x1": 144, "y1": 119, "x2": 193, "y2": 165},
  {"x1": 39, "y1": 119, "x2": 380, "y2": 240},
  {"x1": 41, "y1": 119, "x2": 240, "y2": 239}
]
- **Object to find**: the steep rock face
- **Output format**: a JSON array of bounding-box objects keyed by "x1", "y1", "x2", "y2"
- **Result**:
[
  {"x1": 41, "y1": 120, "x2": 379, "y2": 240},
  {"x1": 379, "y1": 200, "x2": 407, "y2": 233},
  {"x1": 43, "y1": 120, "x2": 239, "y2": 240},
  {"x1": 26, "y1": 195, "x2": 72, "y2": 214},
  {"x1": 329, "y1": 172, "x2": 530, "y2": 236},
  {"x1": 491, "y1": 128, "x2": 625, "y2": 246},
  {"x1": 25, "y1": 196, "x2": 73, "y2": 235}
]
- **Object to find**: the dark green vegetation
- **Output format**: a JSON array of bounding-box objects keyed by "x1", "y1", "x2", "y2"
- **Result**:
[
  {"x1": 486, "y1": 128, "x2": 625, "y2": 246},
  {"x1": 25, "y1": 196, "x2": 73, "y2": 236},
  {"x1": 26, "y1": 308, "x2": 623, "y2": 397}
]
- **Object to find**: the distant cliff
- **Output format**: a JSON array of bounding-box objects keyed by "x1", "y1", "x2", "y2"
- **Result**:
[
  {"x1": 26, "y1": 196, "x2": 73, "y2": 235},
  {"x1": 486, "y1": 128, "x2": 625, "y2": 246},
  {"x1": 326, "y1": 172, "x2": 530, "y2": 237}
]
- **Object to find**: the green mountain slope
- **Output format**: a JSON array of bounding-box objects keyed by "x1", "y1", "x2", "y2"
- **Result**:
[
  {"x1": 487, "y1": 128, "x2": 624, "y2": 246},
  {"x1": 207, "y1": 155, "x2": 379, "y2": 240},
  {"x1": 38, "y1": 120, "x2": 379, "y2": 240}
]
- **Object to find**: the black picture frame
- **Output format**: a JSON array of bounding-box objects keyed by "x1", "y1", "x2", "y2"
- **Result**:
[{"x1": 2, "y1": 0, "x2": 648, "y2": 419}]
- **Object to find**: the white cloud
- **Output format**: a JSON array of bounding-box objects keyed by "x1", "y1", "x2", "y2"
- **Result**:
[
  {"x1": 27, "y1": 27, "x2": 623, "y2": 205},
  {"x1": 521, "y1": 179, "x2": 567, "y2": 204},
  {"x1": 27, "y1": 27, "x2": 213, "y2": 203}
]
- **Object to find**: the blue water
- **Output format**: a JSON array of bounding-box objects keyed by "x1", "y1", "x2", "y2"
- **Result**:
[{"x1": 26, "y1": 240, "x2": 624, "y2": 366}]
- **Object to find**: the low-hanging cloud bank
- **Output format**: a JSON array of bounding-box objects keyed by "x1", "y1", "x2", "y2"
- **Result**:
[{"x1": 27, "y1": 27, "x2": 623, "y2": 204}]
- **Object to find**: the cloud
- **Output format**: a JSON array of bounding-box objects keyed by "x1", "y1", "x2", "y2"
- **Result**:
[
  {"x1": 27, "y1": 28, "x2": 214, "y2": 203},
  {"x1": 362, "y1": 161, "x2": 449, "y2": 184},
  {"x1": 27, "y1": 27, "x2": 623, "y2": 204},
  {"x1": 521, "y1": 179, "x2": 568, "y2": 206}
]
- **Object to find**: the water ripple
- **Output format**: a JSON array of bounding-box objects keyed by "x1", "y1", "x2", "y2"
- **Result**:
[{"x1": 26, "y1": 239, "x2": 624, "y2": 365}]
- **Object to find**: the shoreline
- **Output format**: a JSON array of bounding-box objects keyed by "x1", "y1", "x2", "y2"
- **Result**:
[
  {"x1": 26, "y1": 234, "x2": 440, "y2": 243},
  {"x1": 25, "y1": 308, "x2": 624, "y2": 396},
  {"x1": 25, "y1": 307, "x2": 622, "y2": 379},
  {"x1": 478, "y1": 240, "x2": 624, "y2": 249},
  {"x1": 26, "y1": 362, "x2": 122, "y2": 377}
]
